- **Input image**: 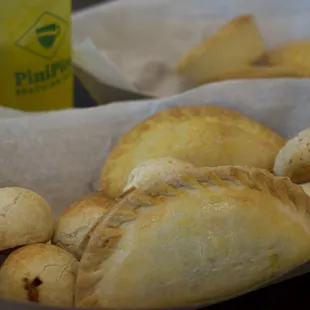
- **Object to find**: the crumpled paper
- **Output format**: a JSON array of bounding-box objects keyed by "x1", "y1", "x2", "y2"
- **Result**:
[
  {"x1": 0, "y1": 107, "x2": 28, "y2": 119},
  {"x1": 73, "y1": 0, "x2": 310, "y2": 101},
  {"x1": 1, "y1": 78, "x2": 310, "y2": 212},
  {"x1": 1, "y1": 79, "x2": 310, "y2": 305}
]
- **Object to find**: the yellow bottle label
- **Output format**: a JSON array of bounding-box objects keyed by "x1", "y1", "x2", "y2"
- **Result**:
[{"x1": 0, "y1": 2, "x2": 72, "y2": 111}]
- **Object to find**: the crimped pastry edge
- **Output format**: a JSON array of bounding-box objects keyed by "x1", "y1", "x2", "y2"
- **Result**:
[{"x1": 77, "y1": 165, "x2": 310, "y2": 308}]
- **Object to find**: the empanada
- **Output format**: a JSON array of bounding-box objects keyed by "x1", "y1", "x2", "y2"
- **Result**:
[
  {"x1": 77, "y1": 166, "x2": 310, "y2": 309},
  {"x1": 264, "y1": 40, "x2": 310, "y2": 76},
  {"x1": 52, "y1": 192, "x2": 112, "y2": 259},
  {"x1": 0, "y1": 244, "x2": 77, "y2": 307},
  {"x1": 100, "y1": 106, "x2": 285, "y2": 198},
  {"x1": 274, "y1": 127, "x2": 310, "y2": 183},
  {"x1": 176, "y1": 15, "x2": 264, "y2": 84},
  {"x1": 0, "y1": 187, "x2": 54, "y2": 251}
]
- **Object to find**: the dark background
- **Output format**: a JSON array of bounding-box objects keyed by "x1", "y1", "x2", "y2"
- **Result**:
[
  {"x1": 73, "y1": 0, "x2": 109, "y2": 11},
  {"x1": 73, "y1": 0, "x2": 109, "y2": 108},
  {"x1": 68, "y1": 1, "x2": 310, "y2": 309}
]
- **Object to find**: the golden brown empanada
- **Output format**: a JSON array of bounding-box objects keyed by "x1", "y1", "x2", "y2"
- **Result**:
[
  {"x1": 176, "y1": 15, "x2": 264, "y2": 84},
  {"x1": 77, "y1": 166, "x2": 310, "y2": 309},
  {"x1": 264, "y1": 40, "x2": 310, "y2": 76},
  {"x1": 100, "y1": 106, "x2": 285, "y2": 198}
]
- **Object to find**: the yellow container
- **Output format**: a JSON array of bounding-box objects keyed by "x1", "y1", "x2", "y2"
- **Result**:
[{"x1": 0, "y1": 1, "x2": 72, "y2": 111}]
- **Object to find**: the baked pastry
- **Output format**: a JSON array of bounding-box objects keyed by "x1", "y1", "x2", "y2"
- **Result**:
[
  {"x1": 264, "y1": 40, "x2": 310, "y2": 76},
  {"x1": 273, "y1": 128, "x2": 310, "y2": 183},
  {"x1": 176, "y1": 15, "x2": 264, "y2": 84},
  {"x1": 301, "y1": 183, "x2": 310, "y2": 196},
  {"x1": 123, "y1": 157, "x2": 195, "y2": 192},
  {"x1": 77, "y1": 166, "x2": 310, "y2": 308},
  {"x1": 100, "y1": 106, "x2": 285, "y2": 198},
  {"x1": 52, "y1": 192, "x2": 112, "y2": 259},
  {"x1": 0, "y1": 187, "x2": 54, "y2": 251},
  {"x1": 0, "y1": 243, "x2": 77, "y2": 307}
]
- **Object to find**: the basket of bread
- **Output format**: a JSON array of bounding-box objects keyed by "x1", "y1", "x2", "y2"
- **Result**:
[
  {"x1": 1, "y1": 103, "x2": 310, "y2": 309},
  {"x1": 2, "y1": 0, "x2": 310, "y2": 307}
]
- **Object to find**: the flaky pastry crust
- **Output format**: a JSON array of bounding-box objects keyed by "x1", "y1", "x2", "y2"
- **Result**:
[
  {"x1": 77, "y1": 166, "x2": 310, "y2": 308},
  {"x1": 100, "y1": 106, "x2": 285, "y2": 198}
]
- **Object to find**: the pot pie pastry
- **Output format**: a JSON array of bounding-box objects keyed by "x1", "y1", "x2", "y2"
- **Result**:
[
  {"x1": 100, "y1": 106, "x2": 285, "y2": 198},
  {"x1": 123, "y1": 156, "x2": 195, "y2": 192},
  {"x1": 0, "y1": 243, "x2": 77, "y2": 307},
  {"x1": 77, "y1": 166, "x2": 310, "y2": 309},
  {"x1": 274, "y1": 127, "x2": 310, "y2": 183},
  {"x1": 52, "y1": 192, "x2": 112, "y2": 259},
  {"x1": 0, "y1": 187, "x2": 54, "y2": 251}
]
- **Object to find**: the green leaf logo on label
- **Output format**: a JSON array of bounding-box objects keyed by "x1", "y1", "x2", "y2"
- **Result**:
[
  {"x1": 15, "y1": 11, "x2": 69, "y2": 59},
  {"x1": 36, "y1": 24, "x2": 61, "y2": 49}
]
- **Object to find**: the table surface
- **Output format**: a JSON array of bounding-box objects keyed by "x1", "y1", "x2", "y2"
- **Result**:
[{"x1": 74, "y1": 1, "x2": 310, "y2": 309}]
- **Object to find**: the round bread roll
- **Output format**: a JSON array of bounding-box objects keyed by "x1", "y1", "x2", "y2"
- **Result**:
[
  {"x1": 0, "y1": 243, "x2": 77, "y2": 306},
  {"x1": 0, "y1": 187, "x2": 54, "y2": 251},
  {"x1": 123, "y1": 157, "x2": 195, "y2": 192},
  {"x1": 301, "y1": 183, "x2": 310, "y2": 196},
  {"x1": 52, "y1": 192, "x2": 112, "y2": 259},
  {"x1": 273, "y1": 128, "x2": 310, "y2": 183}
]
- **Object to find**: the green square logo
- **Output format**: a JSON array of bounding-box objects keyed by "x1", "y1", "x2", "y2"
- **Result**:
[{"x1": 15, "y1": 11, "x2": 69, "y2": 60}]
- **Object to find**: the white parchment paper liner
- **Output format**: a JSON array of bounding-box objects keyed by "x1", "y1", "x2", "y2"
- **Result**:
[
  {"x1": 73, "y1": 0, "x2": 310, "y2": 103},
  {"x1": 1, "y1": 79, "x2": 310, "y2": 306}
]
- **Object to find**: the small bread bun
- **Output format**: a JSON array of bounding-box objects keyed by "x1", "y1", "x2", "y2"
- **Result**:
[
  {"x1": 0, "y1": 243, "x2": 77, "y2": 306},
  {"x1": 52, "y1": 192, "x2": 112, "y2": 259},
  {"x1": 0, "y1": 187, "x2": 54, "y2": 251},
  {"x1": 123, "y1": 157, "x2": 195, "y2": 192},
  {"x1": 273, "y1": 128, "x2": 310, "y2": 183},
  {"x1": 301, "y1": 183, "x2": 310, "y2": 196}
]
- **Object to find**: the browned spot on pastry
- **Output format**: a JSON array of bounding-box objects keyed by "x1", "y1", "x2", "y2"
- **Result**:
[{"x1": 23, "y1": 277, "x2": 43, "y2": 302}]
